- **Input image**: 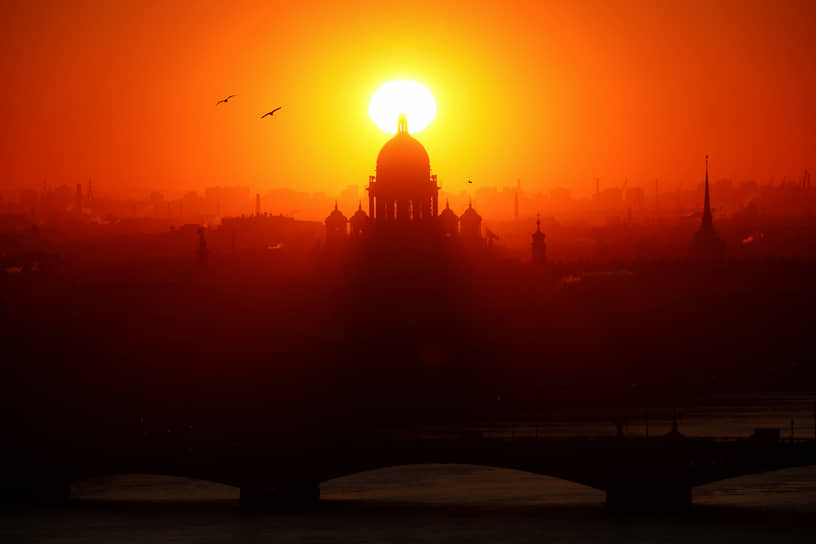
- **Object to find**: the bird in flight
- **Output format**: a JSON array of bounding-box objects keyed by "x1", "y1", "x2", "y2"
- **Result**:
[
  {"x1": 216, "y1": 95, "x2": 237, "y2": 106},
  {"x1": 467, "y1": 179, "x2": 473, "y2": 184},
  {"x1": 261, "y1": 107, "x2": 282, "y2": 119}
]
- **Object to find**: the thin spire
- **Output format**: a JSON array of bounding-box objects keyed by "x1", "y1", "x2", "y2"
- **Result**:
[
  {"x1": 536, "y1": 213, "x2": 541, "y2": 232},
  {"x1": 358, "y1": 200, "x2": 362, "y2": 211},
  {"x1": 468, "y1": 198, "x2": 472, "y2": 209},
  {"x1": 334, "y1": 200, "x2": 338, "y2": 210},
  {"x1": 445, "y1": 199, "x2": 450, "y2": 209},
  {"x1": 703, "y1": 154, "x2": 712, "y2": 226},
  {"x1": 514, "y1": 179, "x2": 520, "y2": 221}
]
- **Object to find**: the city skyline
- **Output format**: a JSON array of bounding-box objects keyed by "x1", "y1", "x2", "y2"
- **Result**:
[{"x1": 3, "y1": 0, "x2": 816, "y2": 532}]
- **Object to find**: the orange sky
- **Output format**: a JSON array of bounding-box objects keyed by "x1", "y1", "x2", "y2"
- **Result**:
[{"x1": 1, "y1": 0, "x2": 814, "y2": 199}]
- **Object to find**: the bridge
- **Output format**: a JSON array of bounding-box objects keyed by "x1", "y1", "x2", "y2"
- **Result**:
[{"x1": 3, "y1": 424, "x2": 815, "y2": 511}]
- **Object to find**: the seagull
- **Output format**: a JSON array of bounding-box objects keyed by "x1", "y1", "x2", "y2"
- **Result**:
[
  {"x1": 467, "y1": 179, "x2": 473, "y2": 184},
  {"x1": 261, "y1": 107, "x2": 282, "y2": 119},
  {"x1": 216, "y1": 95, "x2": 237, "y2": 106}
]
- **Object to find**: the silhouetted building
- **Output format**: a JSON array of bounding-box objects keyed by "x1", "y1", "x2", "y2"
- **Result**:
[
  {"x1": 349, "y1": 201, "x2": 369, "y2": 240},
  {"x1": 197, "y1": 227, "x2": 208, "y2": 268},
  {"x1": 514, "y1": 179, "x2": 520, "y2": 221},
  {"x1": 439, "y1": 200, "x2": 459, "y2": 238},
  {"x1": 325, "y1": 201, "x2": 348, "y2": 246},
  {"x1": 485, "y1": 228, "x2": 498, "y2": 248},
  {"x1": 531, "y1": 213, "x2": 547, "y2": 264},
  {"x1": 460, "y1": 199, "x2": 482, "y2": 246},
  {"x1": 218, "y1": 213, "x2": 322, "y2": 253},
  {"x1": 689, "y1": 155, "x2": 725, "y2": 261},
  {"x1": 665, "y1": 409, "x2": 684, "y2": 439},
  {"x1": 74, "y1": 184, "x2": 82, "y2": 214},
  {"x1": 326, "y1": 112, "x2": 485, "y2": 247},
  {"x1": 367, "y1": 114, "x2": 438, "y2": 222}
]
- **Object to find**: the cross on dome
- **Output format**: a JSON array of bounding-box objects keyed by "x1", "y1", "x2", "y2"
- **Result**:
[{"x1": 397, "y1": 113, "x2": 408, "y2": 134}]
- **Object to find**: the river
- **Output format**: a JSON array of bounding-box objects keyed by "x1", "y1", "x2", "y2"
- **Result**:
[{"x1": 3, "y1": 393, "x2": 815, "y2": 543}]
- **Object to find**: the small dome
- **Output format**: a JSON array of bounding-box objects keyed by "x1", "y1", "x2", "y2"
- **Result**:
[
  {"x1": 350, "y1": 201, "x2": 369, "y2": 226},
  {"x1": 439, "y1": 204, "x2": 458, "y2": 221},
  {"x1": 439, "y1": 200, "x2": 459, "y2": 237},
  {"x1": 460, "y1": 200, "x2": 481, "y2": 221},
  {"x1": 325, "y1": 201, "x2": 347, "y2": 225}
]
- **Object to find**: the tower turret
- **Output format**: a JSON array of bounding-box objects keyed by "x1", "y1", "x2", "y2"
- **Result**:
[
  {"x1": 460, "y1": 199, "x2": 482, "y2": 246},
  {"x1": 439, "y1": 199, "x2": 459, "y2": 238},
  {"x1": 531, "y1": 213, "x2": 547, "y2": 264},
  {"x1": 349, "y1": 200, "x2": 370, "y2": 240},
  {"x1": 325, "y1": 201, "x2": 348, "y2": 247}
]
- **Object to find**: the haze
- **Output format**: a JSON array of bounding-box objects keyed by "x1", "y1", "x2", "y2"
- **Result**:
[{"x1": 1, "y1": 0, "x2": 814, "y2": 200}]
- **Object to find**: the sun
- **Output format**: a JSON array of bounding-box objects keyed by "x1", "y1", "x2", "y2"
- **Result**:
[{"x1": 369, "y1": 80, "x2": 437, "y2": 135}]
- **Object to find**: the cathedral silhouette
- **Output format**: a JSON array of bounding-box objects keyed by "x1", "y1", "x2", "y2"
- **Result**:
[{"x1": 324, "y1": 114, "x2": 482, "y2": 247}]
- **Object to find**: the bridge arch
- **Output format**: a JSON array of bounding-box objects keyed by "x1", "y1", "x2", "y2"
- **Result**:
[
  {"x1": 320, "y1": 463, "x2": 604, "y2": 504},
  {"x1": 71, "y1": 473, "x2": 239, "y2": 502},
  {"x1": 694, "y1": 464, "x2": 816, "y2": 504}
]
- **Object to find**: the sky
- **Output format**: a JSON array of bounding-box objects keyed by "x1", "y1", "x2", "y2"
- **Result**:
[{"x1": 1, "y1": 0, "x2": 814, "y2": 199}]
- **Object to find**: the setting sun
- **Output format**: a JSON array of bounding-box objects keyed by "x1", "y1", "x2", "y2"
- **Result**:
[{"x1": 369, "y1": 80, "x2": 437, "y2": 135}]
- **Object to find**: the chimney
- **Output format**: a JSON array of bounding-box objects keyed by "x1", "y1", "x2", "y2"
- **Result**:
[{"x1": 75, "y1": 184, "x2": 82, "y2": 213}]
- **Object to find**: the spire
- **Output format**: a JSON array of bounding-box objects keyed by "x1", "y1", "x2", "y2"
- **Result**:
[
  {"x1": 702, "y1": 154, "x2": 712, "y2": 226},
  {"x1": 397, "y1": 113, "x2": 408, "y2": 134},
  {"x1": 358, "y1": 200, "x2": 362, "y2": 211},
  {"x1": 468, "y1": 198, "x2": 472, "y2": 209},
  {"x1": 536, "y1": 213, "x2": 541, "y2": 232},
  {"x1": 514, "y1": 179, "x2": 520, "y2": 221},
  {"x1": 334, "y1": 200, "x2": 338, "y2": 211},
  {"x1": 445, "y1": 199, "x2": 450, "y2": 209}
]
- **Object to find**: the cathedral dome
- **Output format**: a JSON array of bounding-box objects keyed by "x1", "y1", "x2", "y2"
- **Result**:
[{"x1": 375, "y1": 114, "x2": 431, "y2": 199}]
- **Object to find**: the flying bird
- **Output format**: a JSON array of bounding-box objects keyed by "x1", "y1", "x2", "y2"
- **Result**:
[
  {"x1": 467, "y1": 179, "x2": 473, "y2": 184},
  {"x1": 216, "y1": 95, "x2": 237, "y2": 106},
  {"x1": 261, "y1": 107, "x2": 282, "y2": 119}
]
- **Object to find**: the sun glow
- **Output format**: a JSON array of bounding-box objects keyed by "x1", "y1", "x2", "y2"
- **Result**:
[{"x1": 369, "y1": 80, "x2": 437, "y2": 134}]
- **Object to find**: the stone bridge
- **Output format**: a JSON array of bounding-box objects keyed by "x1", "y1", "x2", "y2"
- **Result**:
[{"x1": 4, "y1": 425, "x2": 815, "y2": 510}]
